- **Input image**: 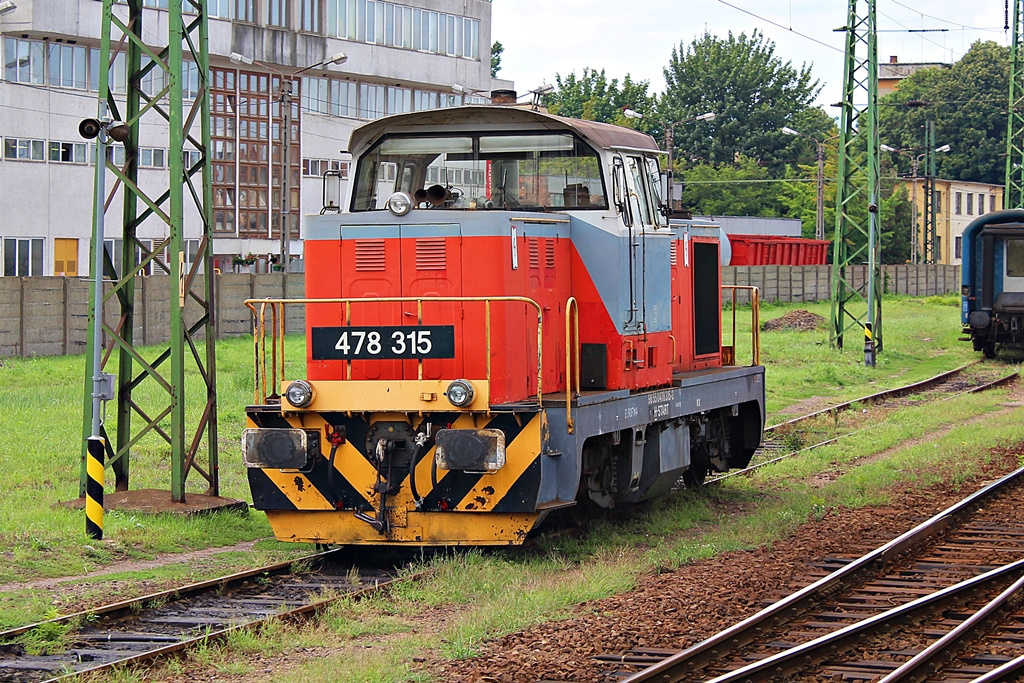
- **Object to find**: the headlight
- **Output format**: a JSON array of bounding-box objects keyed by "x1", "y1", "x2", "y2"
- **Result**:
[
  {"x1": 284, "y1": 379, "x2": 315, "y2": 408},
  {"x1": 386, "y1": 191, "x2": 414, "y2": 216},
  {"x1": 446, "y1": 379, "x2": 475, "y2": 407}
]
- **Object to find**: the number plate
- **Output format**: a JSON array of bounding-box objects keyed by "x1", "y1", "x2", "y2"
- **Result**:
[{"x1": 311, "y1": 326, "x2": 456, "y2": 360}]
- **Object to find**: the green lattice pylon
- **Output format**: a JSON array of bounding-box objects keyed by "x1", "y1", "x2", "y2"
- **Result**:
[
  {"x1": 80, "y1": 0, "x2": 217, "y2": 502},
  {"x1": 1007, "y1": 0, "x2": 1024, "y2": 209},
  {"x1": 831, "y1": 0, "x2": 883, "y2": 366}
]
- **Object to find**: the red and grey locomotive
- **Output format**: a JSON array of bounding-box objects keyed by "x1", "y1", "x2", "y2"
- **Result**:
[{"x1": 241, "y1": 104, "x2": 765, "y2": 546}]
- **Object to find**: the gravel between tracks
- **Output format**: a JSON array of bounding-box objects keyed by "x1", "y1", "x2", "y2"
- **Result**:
[{"x1": 430, "y1": 448, "x2": 1024, "y2": 683}]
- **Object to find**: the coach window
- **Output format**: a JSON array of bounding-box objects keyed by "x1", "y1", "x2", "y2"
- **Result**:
[{"x1": 1007, "y1": 240, "x2": 1024, "y2": 278}]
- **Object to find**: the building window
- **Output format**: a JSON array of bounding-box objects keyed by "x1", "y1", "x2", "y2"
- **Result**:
[
  {"x1": 139, "y1": 147, "x2": 166, "y2": 168},
  {"x1": 301, "y1": 0, "x2": 321, "y2": 32},
  {"x1": 48, "y1": 44, "x2": 88, "y2": 90},
  {"x1": 990, "y1": 194, "x2": 997, "y2": 213},
  {"x1": 302, "y1": 76, "x2": 329, "y2": 114},
  {"x1": 955, "y1": 192, "x2": 962, "y2": 215},
  {"x1": 140, "y1": 57, "x2": 168, "y2": 98},
  {"x1": 208, "y1": 0, "x2": 234, "y2": 18},
  {"x1": 236, "y1": 0, "x2": 256, "y2": 22},
  {"x1": 4, "y1": 138, "x2": 46, "y2": 161},
  {"x1": 103, "y1": 239, "x2": 157, "y2": 276},
  {"x1": 360, "y1": 83, "x2": 385, "y2": 119},
  {"x1": 325, "y1": 1, "x2": 479, "y2": 59},
  {"x1": 330, "y1": 79, "x2": 357, "y2": 117},
  {"x1": 49, "y1": 141, "x2": 87, "y2": 163},
  {"x1": 955, "y1": 235, "x2": 963, "y2": 259},
  {"x1": 3, "y1": 37, "x2": 46, "y2": 85},
  {"x1": 386, "y1": 86, "x2": 411, "y2": 115},
  {"x1": 966, "y1": 193, "x2": 973, "y2": 216},
  {"x1": 267, "y1": 0, "x2": 289, "y2": 27},
  {"x1": 3, "y1": 238, "x2": 44, "y2": 277},
  {"x1": 935, "y1": 190, "x2": 942, "y2": 212},
  {"x1": 302, "y1": 158, "x2": 347, "y2": 177}
]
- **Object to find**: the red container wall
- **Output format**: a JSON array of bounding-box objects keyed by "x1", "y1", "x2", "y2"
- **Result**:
[{"x1": 728, "y1": 235, "x2": 829, "y2": 266}]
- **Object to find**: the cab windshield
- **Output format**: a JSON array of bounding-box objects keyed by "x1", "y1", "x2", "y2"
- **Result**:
[{"x1": 351, "y1": 132, "x2": 607, "y2": 211}]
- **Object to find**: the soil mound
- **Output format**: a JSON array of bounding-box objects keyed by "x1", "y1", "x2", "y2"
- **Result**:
[{"x1": 762, "y1": 309, "x2": 826, "y2": 332}]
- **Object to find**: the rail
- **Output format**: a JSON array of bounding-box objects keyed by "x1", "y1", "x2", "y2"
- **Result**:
[
  {"x1": 721, "y1": 285, "x2": 761, "y2": 366},
  {"x1": 244, "y1": 296, "x2": 545, "y2": 407}
]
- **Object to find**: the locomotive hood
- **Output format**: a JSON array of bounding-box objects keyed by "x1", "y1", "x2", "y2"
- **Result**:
[{"x1": 345, "y1": 105, "x2": 660, "y2": 159}]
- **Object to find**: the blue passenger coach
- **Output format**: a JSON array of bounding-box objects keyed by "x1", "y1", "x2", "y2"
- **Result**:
[{"x1": 961, "y1": 209, "x2": 1024, "y2": 357}]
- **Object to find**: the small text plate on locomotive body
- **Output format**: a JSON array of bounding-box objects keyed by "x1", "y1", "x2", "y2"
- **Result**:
[{"x1": 312, "y1": 326, "x2": 456, "y2": 360}]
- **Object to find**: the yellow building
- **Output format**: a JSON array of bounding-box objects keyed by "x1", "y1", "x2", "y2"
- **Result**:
[{"x1": 899, "y1": 178, "x2": 1003, "y2": 265}]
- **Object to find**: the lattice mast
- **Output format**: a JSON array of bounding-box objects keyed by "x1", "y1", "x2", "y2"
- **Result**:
[
  {"x1": 831, "y1": 0, "x2": 882, "y2": 366},
  {"x1": 80, "y1": 0, "x2": 217, "y2": 502},
  {"x1": 1007, "y1": 0, "x2": 1024, "y2": 208}
]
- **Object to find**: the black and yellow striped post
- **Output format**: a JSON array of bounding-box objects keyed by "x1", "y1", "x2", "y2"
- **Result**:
[
  {"x1": 86, "y1": 436, "x2": 104, "y2": 539},
  {"x1": 864, "y1": 322, "x2": 876, "y2": 367}
]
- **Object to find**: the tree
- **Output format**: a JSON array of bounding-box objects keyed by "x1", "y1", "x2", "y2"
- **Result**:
[
  {"x1": 880, "y1": 184, "x2": 914, "y2": 264},
  {"x1": 662, "y1": 30, "x2": 822, "y2": 175},
  {"x1": 878, "y1": 40, "x2": 1009, "y2": 185},
  {"x1": 541, "y1": 68, "x2": 656, "y2": 127},
  {"x1": 678, "y1": 156, "x2": 785, "y2": 217},
  {"x1": 491, "y1": 41, "x2": 504, "y2": 78}
]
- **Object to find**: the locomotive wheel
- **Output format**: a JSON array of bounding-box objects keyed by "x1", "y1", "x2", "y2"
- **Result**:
[
  {"x1": 983, "y1": 341, "x2": 997, "y2": 359},
  {"x1": 682, "y1": 463, "x2": 708, "y2": 488}
]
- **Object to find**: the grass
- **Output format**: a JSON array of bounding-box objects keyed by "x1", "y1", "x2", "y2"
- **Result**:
[{"x1": 1, "y1": 294, "x2": 1022, "y2": 681}]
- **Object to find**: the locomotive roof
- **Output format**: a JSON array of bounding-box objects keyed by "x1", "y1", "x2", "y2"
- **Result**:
[{"x1": 346, "y1": 105, "x2": 660, "y2": 157}]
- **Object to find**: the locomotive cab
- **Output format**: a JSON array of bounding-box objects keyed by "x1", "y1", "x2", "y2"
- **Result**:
[{"x1": 242, "y1": 106, "x2": 766, "y2": 547}]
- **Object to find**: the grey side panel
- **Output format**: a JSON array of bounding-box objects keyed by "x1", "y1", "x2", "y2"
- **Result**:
[{"x1": 538, "y1": 366, "x2": 766, "y2": 506}]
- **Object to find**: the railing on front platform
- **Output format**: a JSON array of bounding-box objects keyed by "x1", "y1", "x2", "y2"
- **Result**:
[
  {"x1": 721, "y1": 286, "x2": 761, "y2": 367},
  {"x1": 243, "y1": 296, "x2": 544, "y2": 407}
]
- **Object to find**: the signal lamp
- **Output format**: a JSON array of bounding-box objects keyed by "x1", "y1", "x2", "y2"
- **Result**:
[
  {"x1": 445, "y1": 379, "x2": 474, "y2": 408},
  {"x1": 285, "y1": 379, "x2": 315, "y2": 408}
]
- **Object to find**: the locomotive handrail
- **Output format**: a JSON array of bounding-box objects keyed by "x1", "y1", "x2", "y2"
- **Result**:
[
  {"x1": 565, "y1": 297, "x2": 580, "y2": 433},
  {"x1": 721, "y1": 285, "x2": 761, "y2": 367},
  {"x1": 244, "y1": 296, "x2": 545, "y2": 408}
]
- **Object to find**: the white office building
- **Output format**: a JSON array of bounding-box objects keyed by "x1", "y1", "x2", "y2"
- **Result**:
[{"x1": 0, "y1": 0, "x2": 506, "y2": 276}]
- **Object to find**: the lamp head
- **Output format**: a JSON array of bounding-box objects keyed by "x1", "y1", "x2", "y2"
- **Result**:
[
  {"x1": 325, "y1": 51, "x2": 347, "y2": 66},
  {"x1": 0, "y1": 1, "x2": 17, "y2": 15},
  {"x1": 622, "y1": 108, "x2": 643, "y2": 120},
  {"x1": 935, "y1": 144, "x2": 951, "y2": 153},
  {"x1": 229, "y1": 52, "x2": 254, "y2": 65},
  {"x1": 696, "y1": 112, "x2": 716, "y2": 121},
  {"x1": 880, "y1": 144, "x2": 896, "y2": 152},
  {"x1": 782, "y1": 126, "x2": 800, "y2": 136}
]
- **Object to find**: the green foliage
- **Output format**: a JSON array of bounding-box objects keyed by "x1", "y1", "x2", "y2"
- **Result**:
[
  {"x1": 881, "y1": 183, "x2": 914, "y2": 264},
  {"x1": 662, "y1": 30, "x2": 822, "y2": 173},
  {"x1": 541, "y1": 68, "x2": 655, "y2": 127},
  {"x1": 679, "y1": 156, "x2": 783, "y2": 217},
  {"x1": 879, "y1": 40, "x2": 1009, "y2": 184},
  {"x1": 490, "y1": 41, "x2": 503, "y2": 78}
]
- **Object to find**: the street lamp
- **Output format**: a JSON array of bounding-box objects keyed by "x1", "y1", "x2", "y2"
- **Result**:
[
  {"x1": 622, "y1": 109, "x2": 715, "y2": 210},
  {"x1": 229, "y1": 51, "x2": 347, "y2": 272},
  {"x1": 880, "y1": 142, "x2": 950, "y2": 264},
  {"x1": 782, "y1": 126, "x2": 828, "y2": 241}
]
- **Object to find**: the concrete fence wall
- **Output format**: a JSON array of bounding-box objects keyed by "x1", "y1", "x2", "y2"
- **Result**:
[
  {"x1": 0, "y1": 264, "x2": 961, "y2": 358},
  {"x1": 722, "y1": 264, "x2": 960, "y2": 304}
]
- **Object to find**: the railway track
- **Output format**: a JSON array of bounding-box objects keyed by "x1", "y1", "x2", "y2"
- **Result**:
[
  {"x1": 707, "y1": 362, "x2": 1019, "y2": 485},
  {"x1": 595, "y1": 461, "x2": 1024, "y2": 682},
  {"x1": 0, "y1": 551, "x2": 399, "y2": 682}
]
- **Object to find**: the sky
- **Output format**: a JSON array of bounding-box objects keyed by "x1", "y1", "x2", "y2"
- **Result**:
[{"x1": 490, "y1": 0, "x2": 1012, "y2": 109}]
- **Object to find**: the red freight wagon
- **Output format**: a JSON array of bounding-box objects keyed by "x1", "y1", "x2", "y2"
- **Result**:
[{"x1": 728, "y1": 234, "x2": 829, "y2": 266}]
